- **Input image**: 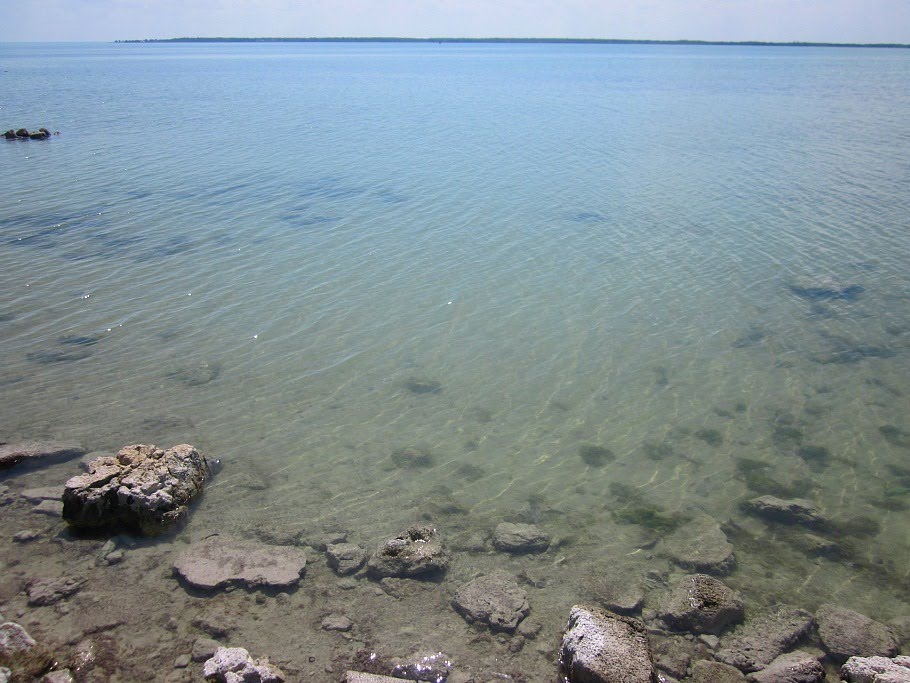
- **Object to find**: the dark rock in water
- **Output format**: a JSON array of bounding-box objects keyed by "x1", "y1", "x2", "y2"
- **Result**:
[
  {"x1": 391, "y1": 445, "x2": 433, "y2": 468},
  {"x1": 326, "y1": 542, "x2": 367, "y2": 576},
  {"x1": 715, "y1": 605, "x2": 815, "y2": 672},
  {"x1": 0, "y1": 441, "x2": 87, "y2": 471},
  {"x1": 841, "y1": 655, "x2": 910, "y2": 682},
  {"x1": 15, "y1": 128, "x2": 30, "y2": 138},
  {"x1": 3, "y1": 130, "x2": 16, "y2": 140},
  {"x1": 174, "y1": 536, "x2": 307, "y2": 590},
  {"x1": 492, "y1": 522, "x2": 550, "y2": 554},
  {"x1": 26, "y1": 576, "x2": 85, "y2": 606},
  {"x1": 28, "y1": 131, "x2": 48, "y2": 140},
  {"x1": 656, "y1": 515, "x2": 736, "y2": 575},
  {"x1": 787, "y1": 276, "x2": 864, "y2": 301},
  {"x1": 579, "y1": 444, "x2": 615, "y2": 467},
  {"x1": 452, "y1": 570, "x2": 530, "y2": 632},
  {"x1": 366, "y1": 525, "x2": 448, "y2": 579},
  {"x1": 658, "y1": 574, "x2": 744, "y2": 635},
  {"x1": 796, "y1": 445, "x2": 831, "y2": 468},
  {"x1": 586, "y1": 566, "x2": 645, "y2": 615},
  {"x1": 62, "y1": 443, "x2": 208, "y2": 535},
  {"x1": 167, "y1": 361, "x2": 222, "y2": 387},
  {"x1": 559, "y1": 604, "x2": 660, "y2": 683},
  {"x1": 815, "y1": 604, "x2": 898, "y2": 661},
  {"x1": 402, "y1": 376, "x2": 442, "y2": 394},
  {"x1": 743, "y1": 496, "x2": 828, "y2": 530},
  {"x1": 749, "y1": 651, "x2": 825, "y2": 683}
]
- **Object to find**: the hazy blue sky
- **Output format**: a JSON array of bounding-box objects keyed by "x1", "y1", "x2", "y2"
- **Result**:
[{"x1": 2, "y1": 0, "x2": 909, "y2": 43}]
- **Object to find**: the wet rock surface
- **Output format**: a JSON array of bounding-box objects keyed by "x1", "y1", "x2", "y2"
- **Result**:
[
  {"x1": 743, "y1": 496, "x2": 828, "y2": 529},
  {"x1": 452, "y1": 570, "x2": 530, "y2": 632},
  {"x1": 841, "y1": 655, "x2": 910, "y2": 682},
  {"x1": 658, "y1": 574, "x2": 744, "y2": 635},
  {"x1": 815, "y1": 604, "x2": 899, "y2": 660},
  {"x1": 62, "y1": 443, "x2": 208, "y2": 535},
  {"x1": 0, "y1": 441, "x2": 86, "y2": 471},
  {"x1": 202, "y1": 646, "x2": 284, "y2": 682},
  {"x1": 715, "y1": 605, "x2": 815, "y2": 672},
  {"x1": 492, "y1": 522, "x2": 550, "y2": 554},
  {"x1": 657, "y1": 515, "x2": 736, "y2": 575},
  {"x1": 559, "y1": 604, "x2": 659, "y2": 683},
  {"x1": 326, "y1": 542, "x2": 367, "y2": 575},
  {"x1": 747, "y1": 650, "x2": 825, "y2": 683},
  {"x1": 173, "y1": 535, "x2": 307, "y2": 590},
  {"x1": 0, "y1": 621, "x2": 53, "y2": 680},
  {"x1": 366, "y1": 526, "x2": 449, "y2": 578}
]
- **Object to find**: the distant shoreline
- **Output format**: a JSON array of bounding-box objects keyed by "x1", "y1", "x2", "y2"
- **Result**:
[{"x1": 114, "y1": 37, "x2": 910, "y2": 49}]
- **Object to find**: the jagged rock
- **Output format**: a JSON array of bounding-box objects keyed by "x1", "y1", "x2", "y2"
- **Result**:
[
  {"x1": 326, "y1": 543, "x2": 366, "y2": 575},
  {"x1": 743, "y1": 496, "x2": 828, "y2": 529},
  {"x1": 715, "y1": 605, "x2": 815, "y2": 672},
  {"x1": 203, "y1": 646, "x2": 284, "y2": 682},
  {"x1": 0, "y1": 622, "x2": 53, "y2": 680},
  {"x1": 173, "y1": 536, "x2": 306, "y2": 590},
  {"x1": 26, "y1": 577, "x2": 85, "y2": 606},
  {"x1": 658, "y1": 574, "x2": 744, "y2": 635},
  {"x1": 366, "y1": 526, "x2": 448, "y2": 578},
  {"x1": 390, "y1": 652, "x2": 452, "y2": 681},
  {"x1": 815, "y1": 604, "x2": 898, "y2": 660},
  {"x1": 492, "y1": 522, "x2": 550, "y2": 554},
  {"x1": 747, "y1": 651, "x2": 824, "y2": 683},
  {"x1": 0, "y1": 441, "x2": 86, "y2": 471},
  {"x1": 62, "y1": 444, "x2": 208, "y2": 535},
  {"x1": 452, "y1": 571, "x2": 530, "y2": 633},
  {"x1": 657, "y1": 515, "x2": 736, "y2": 575},
  {"x1": 841, "y1": 655, "x2": 910, "y2": 682},
  {"x1": 691, "y1": 660, "x2": 748, "y2": 682},
  {"x1": 559, "y1": 605, "x2": 660, "y2": 682}
]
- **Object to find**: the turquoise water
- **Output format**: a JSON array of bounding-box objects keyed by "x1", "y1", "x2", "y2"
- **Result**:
[{"x1": 1, "y1": 42, "x2": 909, "y2": 677}]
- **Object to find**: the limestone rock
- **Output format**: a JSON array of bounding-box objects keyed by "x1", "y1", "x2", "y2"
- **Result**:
[
  {"x1": 0, "y1": 442, "x2": 86, "y2": 471},
  {"x1": 815, "y1": 604, "x2": 898, "y2": 661},
  {"x1": 657, "y1": 515, "x2": 736, "y2": 575},
  {"x1": 41, "y1": 671, "x2": 75, "y2": 683},
  {"x1": 321, "y1": 615, "x2": 353, "y2": 632},
  {"x1": 390, "y1": 652, "x2": 452, "y2": 681},
  {"x1": 587, "y1": 569, "x2": 645, "y2": 615},
  {"x1": 492, "y1": 522, "x2": 550, "y2": 554},
  {"x1": 26, "y1": 577, "x2": 85, "y2": 606},
  {"x1": 743, "y1": 496, "x2": 828, "y2": 529},
  {"x1": 366, "y1": 526, "x2": 448, "y2": 579},
  {"x1": 559, "y1": 604, "x2": 660, "y2": 683},
  {"x1": 691, "y1": 660, "x2": 748, "y2": 682},
  {"x1": 174, "y1": 536, "x2": 306, "y2": 590},
  {"x1": 841, "y1": 655, "x2": 910, "y2": 683},
  {"x1": 326, "y1": 542, "x2": 366, "y2": 575},
  {"x1": 715, "y1": 605, "x2": 815, "y2": 672},
  {"x1": 0, "y1": 621, "x2": 53, "y2": 680},
  {"x1": 63, "y1": 444, "x2": 208, "y2": 535},
  {"x1": 747, "y1": 651, "x2": 824, "y2": 683},
  {"x1": 452, "y1": 571, "x2": 530, "y2": 633},
  {"x1": 192, "y1": 638, "x2": 221, "y2": 662},
  {"x1": 658, "y1": 574, "x2": 744, "y2": 635},
  {"x1": 203, "y1": 646, "x2": 284, "y2": 682}
]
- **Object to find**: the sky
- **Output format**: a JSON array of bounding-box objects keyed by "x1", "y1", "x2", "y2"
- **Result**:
[{"x1": 2, "y1": 0, "x2": 909, "y2": 44}]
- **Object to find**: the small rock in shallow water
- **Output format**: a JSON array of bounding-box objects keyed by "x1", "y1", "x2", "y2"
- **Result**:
[
  {"x1": 715, "y1": 604, "x2": 815, "y2": 672},
  {"x1": 815, "y1": 604, "x2": 898, "y2": 661},
  {"x1": 0, "y1": 441, "x2": 87, "y2": 471},
  {"x1": 191, "y1": 638, "x2": 221, "y2": 662},
  {"x1": 26, "y1": 576, "x2": 85, "y2": 606},
  {"x1": 174, "y1": 536, "x2": 307, "y2": 590},
  {"x1": 366, "y1": 526, "x2": 448, "y2": 579},
  {"x1": 492, "y1": 522, "x2": 550, "y2": 554},
  {"x1": 840, "y1": 655, "x2": 910, "y2": 682},
  {"x1": 691, "y1": 660, "x2": 747, "y2": 682},
  {"x1": 743, "y1": 496, "x2": 828, "y2": 530},
  {"x1": 326, "y1": 543, "x2": 367, "y2": 576},
  {"x1": 321, "y1": 615, "x2": 353, "y2": 632},
  {"x1": 656, "y1": 515, "x2": 735, "y2": 575},
  {"x1": 32, "y1": 500, "x2": 63, "y2": 516},
  {"x1": 658, "y1": 574, "x2": 744, "y2": 635},
  {"x1": 748, "y1": 650, "x2": 824, "y2": 683},
  {"x1": 452, "y1": 571, "x2": 530, "y2": 633},
  {"x1": 13, "y1": 530, "x2": 41, "y2": 543},
  {"x1": 20, "y1": 487, "x2": 63, "y2": 503},
  {"x1": 203, "y1": 646, "x2": 284, "y2": 683}
]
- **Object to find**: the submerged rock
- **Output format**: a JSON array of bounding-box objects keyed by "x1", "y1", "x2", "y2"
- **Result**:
[
  {"x1": 559, "y1": 605, "x2": 660, "y2": 683},
  {"x1": 0, "y1": 621, "x2": 54, "y2": 680},
  {"x1": 743, "y1": 496, "x2": 828, "y2": 530},
  {"x1": 452, "y1": 570, "x2": 530, "y2": 633},
  {"x1": 26, "y1": 577, "x2": 85, "y2": 606},
  {"x1": 657, "y1": 515, "x2": 736, "y2": 575},
  {"x1": 367, "y1": 526, "x2": 448, "y2": 579},
  {"x1": 787, "y1": 276, "x2": 864, "y2": 301},
  {"x1": 748, "y1": 651, "x2": 825, "y2": 683},
  {"x1": 62, "y1": 443, "x2": 208, "y2": 535},
  {"x1": 492, "y1": 522, "x2": 550, "y2": 554},
  {"x1": 173, "y1": 536, "x2": 307, "y2": 590},
  {"x1": 0, "y1": 441, "x2": 86, "y2": 471},
  {"x1": 815, "y1": 604, "x2": 898, "y2": 661},
  {"x1": 715, "y1": 604, "x2": 815, "y2": 672},
  {"x1": 203, "y1": 646, "x2": 284, "y2": 682},
  {"x1": 841, "y1": 655, "x2": 910, "y2": 682},
  {"x1": 691, "y1": 660, "x2": 747, "y2": 682},
  {"x1": 326, "y1": 542, "x2": 367, "y2": 576},
  {"x1": 658, "y1": 574, "x2": 744, "y2": 635}
]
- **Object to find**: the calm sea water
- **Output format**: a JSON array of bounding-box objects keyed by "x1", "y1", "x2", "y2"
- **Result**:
[{"x1": 1, "y1": 41, "x2": 909, "y2": 675}]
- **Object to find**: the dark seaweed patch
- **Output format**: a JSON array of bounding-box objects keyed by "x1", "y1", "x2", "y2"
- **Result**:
[
  {"x1": 879, "y1": 425, "x2": 910, "y2": 448},
  {"x1": 26, "y1": 347, "x2": 93, "y2": 364},
  {"x1": 695, "y1": 428, "x2": 723, "y2": 447},
  {"x1": 653, "y1": 366, "x2": 669, "y2": 387},
  {"x1": 797, "y1": 445, "x2": 831, "y2": 468},
  {"x1": 166, "y1": 361, "x2": 222, "y2": 387},
  {"x1": 787, "y1": 282, "x2": 864, "y2": 301},
  {"x1": 608, "y1": 482, "x2": 686, "y2": 534},
  {"x1": 732, "y1": 326, "x2": 768, "y2": 349},
  {"x1": 734, "y1": 457, "x2": 809, "y2": 497},
  {"x1": 455, "y1": 464, "x2": 485, "y2": 481},
  {"x1": 569, "y1": 211, "x2": 609, "y2": 224},
  {"x1": 865, "y1": 378, "x2": 903, "y2": 397},
  {"x1": 579, "y1": 444, "x2": 615, "y2": 467},
  {"x1": 403, "y1": 377, "x2": 442, "y2": 394},
  {"x1": 391, "y1": 445, "x2": 434, "y2": 468},
  {"x1": 772, "y1": 425, "x2": 805, "y2": 447},
  {"x1": 642, "y1": 440, "x2": 674, "y2": 461}
]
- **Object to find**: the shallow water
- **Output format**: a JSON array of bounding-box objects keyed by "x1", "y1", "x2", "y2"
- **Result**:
[{"x1": 1, "y1": 41, "x2": 909, "y2": 679}]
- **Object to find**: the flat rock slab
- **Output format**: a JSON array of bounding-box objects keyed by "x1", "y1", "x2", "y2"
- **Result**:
[
  {"x1": 658, "y1": 574, "x2": 744, "y2": 635},
  {"x1": 20, "y1": 487, "x2": 63, "y2": 503},
  {"x1": 326, "y1": 543, "x2": 367, "y2": 576},
  {"x1": 744, "y1": 496, "x2": 828, "y2": 529},
  {"x1": 344, "y1": 674, "x2": 413, "y2": 683},
  {"x1": 174, "y1": 536, "x2": 306, "y2": 590},
  {"x1": 841, "y1": 655, "x2": 910, "y2": 683},
  {"x1": 367, "y1": 526, "x2": 448, "y2": 579},
  {"x1": 748, "y1": 651, "x2": 824, "y2": 683},
  {"x1": 560, "y1": 605, "x2": 659, "y2": 683},
  {"x1": 815, "y1": 604, "x2": 898, "y2": 660},
  {"x1": 26, "y1": 577, "x2": 85, "y2": 606},
  {"x1": 452, "y1": 570, "x2": 530, "y2": 632},
  {"x1": 657, "y1": 515, "x2": 735, "y2": 575},
  {"x1": 587, "y1": 569, "x2": 645, "y2": 615},
  {"x1": 716, "y1": 605, "x2": 815, "y2": 672},
  {"x1": 63, "y1": 443, "x2": 208, "y2": 535},
  {"x1": 31, "y1": 500, "x2": 63, "y2": 516},
  {"x1": 492, "y1": 522, "x2": 550, "y2": 554},
  {"x1": 0, "y1": 442, "x2": 86, "y2": 471}
]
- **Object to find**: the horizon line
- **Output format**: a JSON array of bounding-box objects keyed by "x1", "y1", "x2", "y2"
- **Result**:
[{"x1": 113, "y1": 36, "x2": 910, "y2": 48}]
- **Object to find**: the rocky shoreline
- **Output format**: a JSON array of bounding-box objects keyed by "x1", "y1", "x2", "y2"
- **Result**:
[{"x1": 0, "y1": 440, "x2": 907, "y2": 682}]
